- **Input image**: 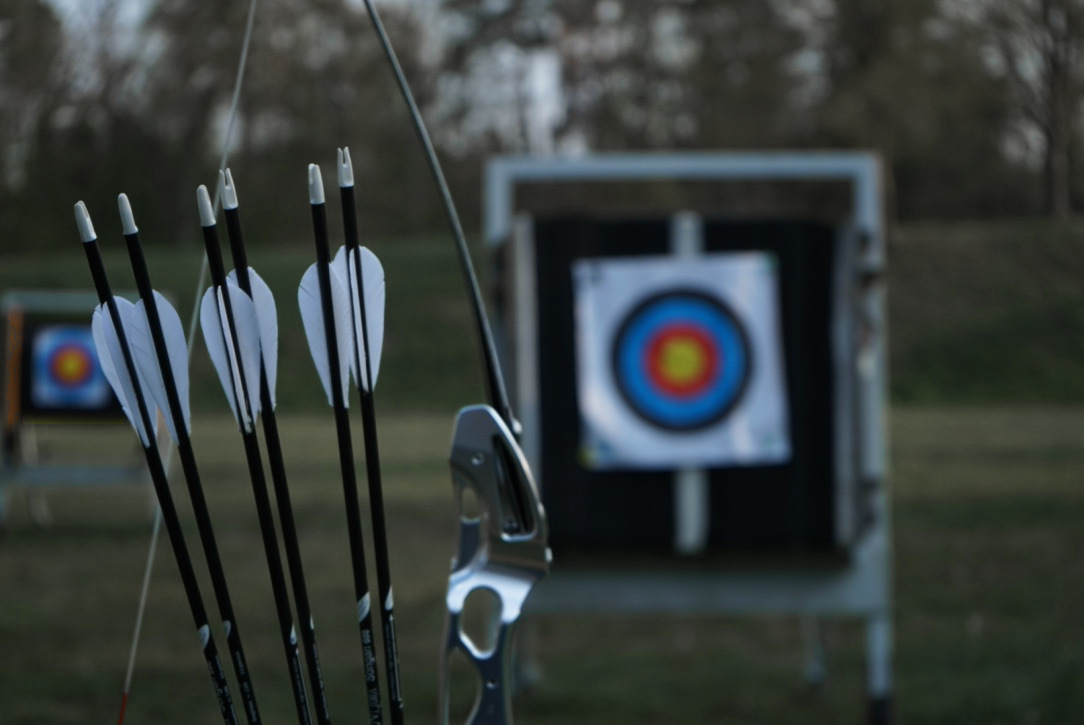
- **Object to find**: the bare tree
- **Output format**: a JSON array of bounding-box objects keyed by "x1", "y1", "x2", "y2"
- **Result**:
[
  {"x1": 0, "y1": 0, "x2": 64, "y2": 191},
  {"x1": 978, "y1": 0, "x2": 1084, "y2": 219}
]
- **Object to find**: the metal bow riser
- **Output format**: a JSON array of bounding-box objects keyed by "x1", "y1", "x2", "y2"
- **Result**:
[{"x1": 441, "y1": 405, "x2": 551, "y2": 725}]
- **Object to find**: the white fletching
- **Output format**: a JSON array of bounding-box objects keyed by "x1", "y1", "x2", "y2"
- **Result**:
[
  {"x1": 201, "y1": 289, "x2": 240, "y2": 427},
  {"x1": 200, "y1": 283, "x2": 263, "y2": 431},
  {"x1": 92, "y1": 300, "x2": 156, "y2": 447},
  {"x1": 228, "y1": 267, "x2": 278, "y2": 409},
  {"x1": 357, "y1": 247, "x2": 385, "y2": 391},
  {"x1": 127, "y1": 291, "x2": 192, "y2": 442},
  {"x1": 223, "y1": 282, "x2": 263, "y2": 426},
  {"x1": 335, "y1": 246, "x2": 385, "y2": 392},
  {"x1": 332, "y1": 246, "x2": 365, "y2": 391},
  {"x1": 298, "y1": 263, "x2": 352, "y2": 407}
]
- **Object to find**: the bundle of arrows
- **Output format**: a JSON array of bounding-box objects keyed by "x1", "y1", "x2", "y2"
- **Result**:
[
  {"x1": 72, "y1": 3, "x2": 549, "y2": 721},
  {"x1": 74, "y1": 144, "x2": 549, "y2": 725}
]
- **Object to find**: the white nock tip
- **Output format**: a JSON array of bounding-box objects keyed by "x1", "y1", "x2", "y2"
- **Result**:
[
  {"x1": 118, "y1": 194, "x2": 138, "y2": 235},
  {"x1": 196, "y1": 185, "x2": 216, "y2": 227},
  {"x1": 337, "y1": 147, "x2": 354, "y2": 188},
  {"x1": 309, "y1": 163, "x2": 325, "y2": 205},
  {"x1": 220, "y1": 169, "x2": 239, "y2": 210},
  {"x1": 74, "y1": 201, "x2": 96, "y2": 243}
]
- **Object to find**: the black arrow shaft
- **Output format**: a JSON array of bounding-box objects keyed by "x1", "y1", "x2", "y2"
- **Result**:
[
  {"x1": 123, "y1": 229, "x2": 262, "y2": 725},
  {"x1": 311, "y1": 199, "x2": 384, "y2": 724},
  {"x1": 340, "y1": 186, "x2": 404, "y2": 724},
  {"x1": 224, "y1": 205, "x2": 332, "y2": 725},
  {"x1": 82, "y1": 240, "x2": 238, "y2": 725},
  {"x1": 201, "y1": 221, "x2": 313, "y2": 725}
]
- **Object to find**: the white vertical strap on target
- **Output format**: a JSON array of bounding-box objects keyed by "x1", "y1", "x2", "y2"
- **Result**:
[{"x1": 672, "y1": 213, "x2": 709, "y2": 555}]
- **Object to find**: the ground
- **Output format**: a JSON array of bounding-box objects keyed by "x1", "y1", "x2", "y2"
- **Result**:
[{"x1": 0, "y1": 406, "x2": 1080, "y2": 724}]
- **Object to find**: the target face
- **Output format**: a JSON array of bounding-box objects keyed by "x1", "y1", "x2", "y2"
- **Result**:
[
  {"x1": 573, "y1": 252, "x2": 791, "y2": 470},
  {"x1": 612, "y1": 290, "x2": 750, "y2": 431},
  {"x1": 31, "y1": 325, "x2": 112, "y2": 409}
]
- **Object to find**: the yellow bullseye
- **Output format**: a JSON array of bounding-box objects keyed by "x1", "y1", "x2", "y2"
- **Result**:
[
  {"x1": 52, "y1": 348, "x2": 91, "y2": 384},
  {"x1": 658, "y1": 336, "x2": 708, "y2": 385}
]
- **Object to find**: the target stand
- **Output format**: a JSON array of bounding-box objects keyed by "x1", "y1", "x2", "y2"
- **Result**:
[
  {"x1": 1, "y1": 291, "x2": 151, "y2": 528},
  {"x1": 485, "y1": 153, "x2": 892, "y2": 724}
]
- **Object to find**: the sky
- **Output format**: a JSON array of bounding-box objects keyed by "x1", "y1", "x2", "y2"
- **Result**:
[{"x1": 42, "y1": 0, "x2": 567, "y2": 156}]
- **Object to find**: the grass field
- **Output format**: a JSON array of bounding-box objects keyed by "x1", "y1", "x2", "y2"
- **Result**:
[
  {"x1": 891, "y1": 219, "x2": 1084, "y2": 403},
  {"x1": 3, "y1": 216, "x2": 1084, "y2": 412},
  {"x1": 0, "y1": 218, "x2": 1082, "y2": 722},
  {"x1": 0, "y1": 406, "x2": 1081, "y2": 724}
]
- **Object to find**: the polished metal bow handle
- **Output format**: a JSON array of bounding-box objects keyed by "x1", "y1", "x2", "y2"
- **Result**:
[{"x1": 440, "y1": 405, "x2": 551, "y2": 725}]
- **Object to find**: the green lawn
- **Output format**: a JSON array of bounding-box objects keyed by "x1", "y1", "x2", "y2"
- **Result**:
[
  {"x1": 0, "y1": 219, "x2": 1082, "y2": 722},
  {"x1": 0, "y1": 406, "x2": 1081, "y2": 724},
  {"x1": 0, "y1": 233, "x2": 486, "y2": 416},
  {"x1": 6, "y1": 217, "x2": 1084, "y2": 410},
  {"x1": 890, "y1": 219, "x2": 1084, "y2": 402}
]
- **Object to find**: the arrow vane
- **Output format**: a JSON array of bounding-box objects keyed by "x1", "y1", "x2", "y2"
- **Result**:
[
  {"x1": 92, "y1": 299, "x2": 156, "y2": 448},
  {"x1": 298, "y1": 262, "x2": 353, "y2": 408},
  {"x1": 200, "y1": 280, "x2": 262, "y2": 432},
  {"x1": 126, "y1": 289, "x2": 191, "y2": 443}
]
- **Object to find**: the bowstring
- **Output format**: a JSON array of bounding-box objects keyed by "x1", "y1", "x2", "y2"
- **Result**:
[{"x1": 119, "y1": 0, "x2": 260, "y2": 713}]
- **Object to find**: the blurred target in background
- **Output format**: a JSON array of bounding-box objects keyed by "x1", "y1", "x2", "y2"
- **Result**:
[
  {"x1": 611, "y1": 289, "x2": 751, "y2": 432},
  {"x1": 573, "y1": 252, "x2": 790, "y2": 470},
  {"x1": 30, "y1": 325, "x2": 112, "y2": 410},
  {"x1": 2, "y1": 295, "x2": 123, "y2": 430}
]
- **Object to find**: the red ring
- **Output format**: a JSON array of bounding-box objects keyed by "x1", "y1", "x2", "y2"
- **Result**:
[
  {"x1": 643, "y1": 324, "x2": 720, "y2": 398},
  {"x1": 50, "y1": 345, "x2": 93, "y2": 386}
]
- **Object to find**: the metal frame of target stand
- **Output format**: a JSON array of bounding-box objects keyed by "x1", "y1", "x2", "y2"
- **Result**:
[{"x1": 484, "y1": 152, "x2": 892, "y2": 723}]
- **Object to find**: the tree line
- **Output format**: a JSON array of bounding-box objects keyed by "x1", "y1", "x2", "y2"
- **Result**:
[{"x1": 1, "y1": 0, "x2": 1082, "y2": 251}]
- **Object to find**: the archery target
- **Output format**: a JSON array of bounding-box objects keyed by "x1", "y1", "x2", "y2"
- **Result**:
[
  {"x1": 573, "y1": 253, "x2": 790, "y2": 469},
  {"x1": 613, "y1": 290, "x2": 750, "y2": 431},
  {"x1": 30, "y1": 324, "x2": 112, "y2": 410}
]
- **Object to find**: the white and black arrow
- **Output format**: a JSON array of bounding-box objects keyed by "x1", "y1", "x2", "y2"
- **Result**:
[
  {"x1": 197, "y1": 185, "x2": 313, "y2": 725},
  {"x1": 76, "y1": 201, "x2": 239, "y2": 725},
  {"x1": 218, "y1": 168, "x2": 332, "y2": 725},
  {"x1": 335, "y1": 147, "x2": 403, "y2": 725},
  {"x1": 299, "y1": 162, "x2": 384, "y2": 724},
  {"x1": 116, "y1": 193, "x2": 265, "y2": 725}
]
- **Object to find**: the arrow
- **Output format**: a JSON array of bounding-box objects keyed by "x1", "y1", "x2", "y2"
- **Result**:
[
  {"x1": 117, "y1": 194, "x2": 264, "y2": 725},
  {"x1": 299, "y1": 163, "x2": 384, "y2": 724},
  {"x1": 75, "y1": 201, "x2": 239, "y2": 725},
  {"x1": 196, "y1": 185, "x2": 314, "y2": 725},
  {"x1": 336, "y1": 147, "x2": 404, "y2": 725},
  {"x1": 219, "y1": 168, "x2": 332, "y2": 725}
]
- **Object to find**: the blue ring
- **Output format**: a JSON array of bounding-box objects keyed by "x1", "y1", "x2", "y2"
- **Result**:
[{"x1": 610, "y1": 290, "x2": 751, "y2": 431}]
